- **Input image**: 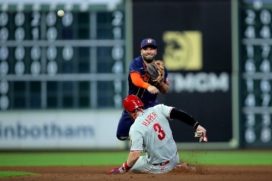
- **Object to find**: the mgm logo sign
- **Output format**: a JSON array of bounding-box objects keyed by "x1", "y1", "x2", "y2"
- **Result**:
[{"x1": 163, "y1": 31, "x2": 202, "y2": 71}]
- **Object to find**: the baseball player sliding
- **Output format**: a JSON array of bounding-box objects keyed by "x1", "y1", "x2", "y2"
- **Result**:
[{"x1": 110, "y1": 95, "x2": 208, "y2": 174}]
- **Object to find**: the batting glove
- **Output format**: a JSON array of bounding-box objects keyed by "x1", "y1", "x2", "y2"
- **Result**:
[{"x1": 110, "y1": 162, "x2": 131, "y2": 174}]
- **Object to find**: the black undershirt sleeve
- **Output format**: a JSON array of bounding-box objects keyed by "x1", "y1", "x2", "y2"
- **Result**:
[{"x1": 170, "y1": 108, "x2": 199, "y2": 129}]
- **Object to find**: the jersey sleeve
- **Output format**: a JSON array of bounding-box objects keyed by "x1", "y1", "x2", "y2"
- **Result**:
[
  {"x1": 129, "y1": 127, "x2": 144, "y2": 151},
  {"x1": 129, "y1": 58, "x2": 142, "y2": 73},
  {"x1": 130, "y1": 72, "x2": 149, "y2": 89},
  {"x1": 156, "y1": 104, "x2": 173, "y2": 119}
]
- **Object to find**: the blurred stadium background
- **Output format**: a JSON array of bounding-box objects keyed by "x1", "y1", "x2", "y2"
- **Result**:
[{"x1": 0, "y1": 0, "x2": 271, "y2": 151}]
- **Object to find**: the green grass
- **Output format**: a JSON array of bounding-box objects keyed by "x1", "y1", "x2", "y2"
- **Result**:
[
  {"x1": 0, "y1": 150, "x2": 272, "y2": 166},
  {"x1": 0, "y1": 152, "x2": 127, "y2": 166},
  {"x1": 0, "y1": 150, "x2": 272, "y2": 178},
  {"x1": 0, "y1": 171, "x2": 36, "y2": 178},
  {"x1": 180, "y1": 150, "x2": 272, "y2": 165}
]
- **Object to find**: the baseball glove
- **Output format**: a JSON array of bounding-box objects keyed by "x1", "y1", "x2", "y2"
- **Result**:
[{"x1": 146, "y1": 60, "x2": 165, "y2": 86}]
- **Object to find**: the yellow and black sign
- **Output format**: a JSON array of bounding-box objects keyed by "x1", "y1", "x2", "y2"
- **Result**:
[{"x1": 163, "y1": 31, "x2": 202, "y2": 71}]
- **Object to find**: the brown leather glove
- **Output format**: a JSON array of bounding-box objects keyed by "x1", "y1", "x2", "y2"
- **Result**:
[{"x1": 146, "y1": 60, "x2": 165, "y2": 86}]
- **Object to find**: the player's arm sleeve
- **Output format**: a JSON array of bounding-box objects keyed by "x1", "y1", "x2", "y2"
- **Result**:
[
  {"x1": 129, "y1": 128, "x2": 144, "y2": 151},
  {"x1": 170, "y1": 108, "x2": 199, "y2": 129},
  {"x1": 130, "y1": 72, "x2": 150, "y2": 89},
  {"x1": 156, "y1": 104, "x2": 174, "y2": 119}
]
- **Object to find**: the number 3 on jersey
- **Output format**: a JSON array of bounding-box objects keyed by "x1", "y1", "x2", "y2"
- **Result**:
[{"x1": 153, "y1": 123, "x2": 166, "y2": 140}]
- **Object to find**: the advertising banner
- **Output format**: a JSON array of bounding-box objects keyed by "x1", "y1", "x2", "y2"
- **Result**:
[{"x1": 0, "y1": 110, "x2": 125, "y2": 149}]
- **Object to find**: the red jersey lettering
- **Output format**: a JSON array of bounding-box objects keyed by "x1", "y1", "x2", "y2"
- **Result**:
[{"x1": 142, "y1": 112, "x2": 157, "y2": 126}]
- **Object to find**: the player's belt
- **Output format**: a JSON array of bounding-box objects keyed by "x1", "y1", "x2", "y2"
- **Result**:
[{"x1": 152, "y1": 160, "x2": 170, "y2": 166}]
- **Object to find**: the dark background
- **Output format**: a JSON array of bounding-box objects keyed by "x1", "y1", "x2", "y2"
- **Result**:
[{"x1": 132, "y1": 0, "x2": 232, "y2": 142}]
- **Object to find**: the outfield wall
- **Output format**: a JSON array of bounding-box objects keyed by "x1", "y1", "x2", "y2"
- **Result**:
[{"x1": 0, "y1": 110, "x2": 126, "y2": 150}]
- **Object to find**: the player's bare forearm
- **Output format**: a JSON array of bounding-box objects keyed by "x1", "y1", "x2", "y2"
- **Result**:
[
  {"x1": 109, "y1": 150, "x2": 141, "y2": 174},
  {"x1": 127, "y1": 150, "x2": 141, "y2": 167}
]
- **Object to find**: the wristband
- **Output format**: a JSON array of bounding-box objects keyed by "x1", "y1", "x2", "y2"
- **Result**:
[{"x1": 122, "y1": 161, "x2": 131, "y2": 171}]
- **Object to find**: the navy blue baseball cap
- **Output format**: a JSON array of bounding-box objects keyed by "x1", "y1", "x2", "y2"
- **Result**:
[{"x1": 140, "y1": 38, "x2": 157, "y2": 49}]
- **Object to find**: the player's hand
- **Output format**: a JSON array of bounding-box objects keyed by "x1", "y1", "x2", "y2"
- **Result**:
[
  {"x1": 147, "y1": 85, "x2": 159, "y2": 94},
  {"x1": 194, "y1": 125, "x2": 208, "y2": 142},
  {"x1": 110, "y1": 166, "x2": 126, "y2": 174},
  {"x1": 109, "y1": 162, "x2": 131, "y2": 174}
]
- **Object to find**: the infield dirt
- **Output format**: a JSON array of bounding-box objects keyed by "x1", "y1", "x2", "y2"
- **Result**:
[{"x1": 0, "y1": 165, "x2": 272, "y2": 181}]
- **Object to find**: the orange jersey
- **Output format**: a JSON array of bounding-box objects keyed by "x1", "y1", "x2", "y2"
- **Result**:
[{"x1": 130, "y1": 72, "x2": 150, "y2": 89}]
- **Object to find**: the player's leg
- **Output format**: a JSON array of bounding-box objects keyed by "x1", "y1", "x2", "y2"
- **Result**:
[
  {"x1": 116, "y1": 110, "x2": 133, "y2": 140},
  {"x1": 130, "y1": 154, "x2": 180, "y2": 174}
]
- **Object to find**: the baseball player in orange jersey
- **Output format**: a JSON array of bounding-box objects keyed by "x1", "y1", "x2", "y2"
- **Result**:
[{"x1": 110, "y1": 95, "x2": 208, "y2": 174}]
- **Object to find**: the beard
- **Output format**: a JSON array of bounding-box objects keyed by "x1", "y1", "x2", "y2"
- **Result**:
[{"x1": 142, "y1": 55, "x2": 155, "y2": 63}]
